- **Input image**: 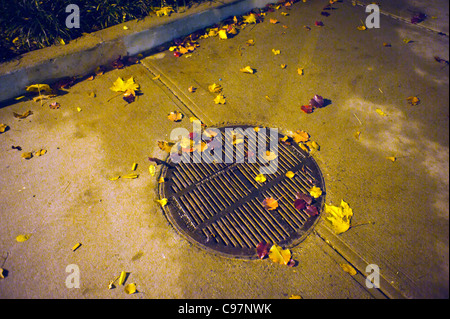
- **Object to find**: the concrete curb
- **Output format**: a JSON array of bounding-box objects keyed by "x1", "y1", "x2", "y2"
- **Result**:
[{"x1": 0, "y1": 0, "x2": 275, "y2": 103}]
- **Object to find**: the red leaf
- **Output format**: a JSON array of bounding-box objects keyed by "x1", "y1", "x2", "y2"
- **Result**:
[
  {"x1": 294, "y1": 199, "x2": 306, "y2": 210},
  {"x1": 256, "y1": 242, "x2": 271, "y2": 259},
  {"x1": 305, "y1": 205, "x2": 319, "y2": 216},
  {"x1": 301, "y1": 105, "x2": 314, "y2": 114},
  {"x1": 315, "y1": 21, "x2": 324, "y2": 26},
  {"x1": 296, "y1": 192, "x2": 313, "y2": 205}
]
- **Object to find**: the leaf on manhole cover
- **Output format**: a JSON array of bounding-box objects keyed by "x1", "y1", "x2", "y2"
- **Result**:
[
  {"x1": 309, "y1": 186, "x2": 322, "y2": 198},
  {"x1": 156, "y1": 198, "x2": 168, "y2": 207},
  {"x1": 262, "y1": 197, "x2": 279, "y2": 210},
  {"x1": 256, "y1": 242, "x2": 271, "y2": 259},
  {"x1": 254, "y1": 174, "x2": 267, "y2": 183}
]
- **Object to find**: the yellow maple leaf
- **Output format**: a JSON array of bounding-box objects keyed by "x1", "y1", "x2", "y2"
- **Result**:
[
  {"x1": 243, "y1": 13, "x2": 257, "y2": 24},
  {"x1": 155, "y1": 6, "x2": 173, "y2": 17},
  {"x1": 269, "y1": 244, "x2": 291, "y2": 265},
  {"x1": 285, "y1": 171, "x2": 295, "y2": 178},
  {"x1": 218, "y1": 29, "x2": 228, "y2": 40},
  {"x1": 156, "y1": 198, "x2": 168, "y2": 207},
  {"x1": 255, "y1": 174, "x2": 266, "y2": 183},
  {"x1": 110, "y1": 77, "x2": 139, "y2": 93},
  {"x1": 272, "y1": 49, "x2": 281, "y2": 55},
  {"x1": 16, "y1": 234, "x2": 32, "y2": 242},
  {"x1": 124, "y1": 283, "x2": 137, "y2": 294},
  {"x1": 309, "y1": 186, "x2": 322, "y2": 198},
  {"x1": 214, "y1": 93, "x2": 226, "y2": 104},
  {"x1": 324, "y1": 200, "x2": 353, "y2": 234},
  {"x1": 0, "y1": 124, "x2": 8, "y2": 133},
  {"x1": 357, "y1": 25, "x2": 367, "y2": 31},
  {"x1": 168, "y1": 111, "x2": 183, "y2": 122},
  {"x1": 208, "y1": 83, "x2": 222, "y2": 93},
  {"x1": 291, "y1": 130, "x2": 309, "y2": 143},
  {"x1": 240, "y1": 66, "x2": 255, "y2": 74}
]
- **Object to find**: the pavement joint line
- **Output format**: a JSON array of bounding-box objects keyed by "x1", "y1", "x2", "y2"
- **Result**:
[
  {"x1": 141, "y1": 59, "x2": 215, "y2": 127},
  {"x1": 314, "y1": 224, "x2": 406, "y2": 299},
  {"x1": 348, "y1": 0, "x2": 449, "y2": 37}
]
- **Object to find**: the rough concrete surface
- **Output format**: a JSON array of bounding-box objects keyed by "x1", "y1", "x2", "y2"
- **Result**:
[{"x1": 0, "y1": 0, "x2": 448, "y2": 299}]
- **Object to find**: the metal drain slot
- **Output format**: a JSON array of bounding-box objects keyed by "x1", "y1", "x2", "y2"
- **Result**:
[{"x1": 160, "y1": 125, "x2": 325, "y2": 258}]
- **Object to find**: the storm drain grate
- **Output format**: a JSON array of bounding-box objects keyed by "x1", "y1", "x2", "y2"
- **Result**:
[{"x1": 159, "y1": 125, "x2": 325, "y2": 258}]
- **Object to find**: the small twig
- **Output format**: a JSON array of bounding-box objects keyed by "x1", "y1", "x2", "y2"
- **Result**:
[
  {"x1": 107, "y1": 92, "x2": 123, "y2": 102},
  {"x1": 350, "y1": 221, "x2": 375, "y2": 229},
  {"x1": 353, "y1": 113, "x2": 363, "y2": 125}
]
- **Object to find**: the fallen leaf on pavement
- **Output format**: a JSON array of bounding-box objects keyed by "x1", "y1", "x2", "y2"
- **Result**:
[
  {"x1": 110, "y1": 77, "x2": 139, "y2": 93},
  {"x1": 291, "y1": 130, "x2": 309, "y2": 143},
  {"x1": 218, "y1": 29, "x2": 228, "y2": 39},
  {"x1": 270, "y1": 18, "x2": 278, "y2": 24},
  {"x1": 16, "y1": 234, "x2": 32, "y2": 242},
  {"x1": 158, "y1": 141, "x2": 175, "y2": 153},
  {"x1": 214, "y1": 93, "x2": 226, "y2": 104},
  {"x1": 386, "y1": 156, "x2": 396, "y2": 162},
  {"x1": 272, "y1": 49, "x2": 281, "y2": 55},
  {"x1": 168, "y1": 111, "x2": 183, "y2": 122},
  {"x1": 124, "y1": 283, "x2": 137, "y2": 294},
  {"x1": 149, "y1": 165, "x2": 156, "y2": 176},
  {"x1": 13, "y1": 110, "x2": 33, "y2": 119},
  {"x1": 340, "y1": 263, "x2": 357, "y2": 276},
  {"x1": 269, "y1": 244, "x2": 294, "y2": 266},
  {"x1": 246, "y1": 39, "x2": 255, "y2": 46},
  {"x1": 0, "y1": 124, "x2": 8, "y2": 133},
  {"x1": 357, "y1": 25, "x2": 366, "y2": 30},
  {"x1": 240, "y1": 66, "x2": 255, "y2": 74},
  {"x1": 301, "y1": 105, "x2": 314, "y2": 113},
  {"x1": 406, "y1": 96, "x2": 420, "y2": 106},
  {"x1": 297, "y1": 68, "x2": 304, "y2": 75},
  {"x1": 208, "y1": 83, "x2": 222, "y2": 93},
  {"x1": 324, "y1": 200, "x2": 353, "y2": 234},
  {"x1": 21, "y1": 152, "x2": 33, "y2": 159},
  {"x1": 243, "y1": 13, "x2": 257, "y2": 24},
  {"x1": 34, "y1": 149, "x2": 47, "y2": 157}
]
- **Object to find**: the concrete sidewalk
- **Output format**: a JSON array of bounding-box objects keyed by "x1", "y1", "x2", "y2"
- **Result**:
[{"x1": 0, "y1": 0, "x2": 448, "y2": 299}]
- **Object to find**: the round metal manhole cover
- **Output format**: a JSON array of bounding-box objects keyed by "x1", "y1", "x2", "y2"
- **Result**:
[{"x1": 159, "y1": 124, "x2": 325, "y2": 259}]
